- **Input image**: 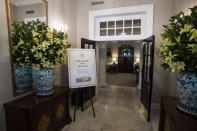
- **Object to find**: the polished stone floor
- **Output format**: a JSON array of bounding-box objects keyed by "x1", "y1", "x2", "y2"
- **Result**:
[
  {"x1": 62, "y1": 85, "x2": 160, "y2": 131},
  {"x1": 107, "y1": 73, "x2": 137, "y2": 87}
]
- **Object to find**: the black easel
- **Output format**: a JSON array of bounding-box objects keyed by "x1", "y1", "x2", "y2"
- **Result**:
[{"x1": 73, "y1": 87, "x2": 96, "y2": 122}]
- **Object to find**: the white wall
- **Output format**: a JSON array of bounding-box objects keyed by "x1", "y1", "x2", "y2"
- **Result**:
[
  {"x1": 48, "y1": 0, "x2": 77, "y2": 86},
  {"x1": 48, "y1": 0, "x2": 77, "y2": 48},
  {"x1": 173, "y1": 0, "x2": 197, "y2": 15}
]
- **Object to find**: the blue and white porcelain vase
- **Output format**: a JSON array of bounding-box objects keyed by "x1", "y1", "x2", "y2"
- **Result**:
[
  {"x1": 14, "y1": 66, "x2": 33, "y2": 92},
  {"x1": 32, "y1": 68, "x2": 56, "y2": 96},
  {"x1": 176, "y1": 72, "x2": 197, "y2": 116}
]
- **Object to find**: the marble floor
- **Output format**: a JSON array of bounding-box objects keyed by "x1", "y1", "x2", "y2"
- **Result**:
[
  {"x1": 106, "y1": 73, "x2": 137, "y2": 87},
  {"x1": 62, "y1": 84, "x2": 160, "y2": 131}
]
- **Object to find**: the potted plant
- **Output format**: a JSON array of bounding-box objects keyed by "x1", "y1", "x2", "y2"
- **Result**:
[
  {"x1": 12, "y1": 21, "x2": 35, "y2": 92},
  {"x1": 31, "y1": 20, "x2": 70, "y2": 96},
  {"x1": 159, "y1": 6, "x2": 197, "y2": 115}
]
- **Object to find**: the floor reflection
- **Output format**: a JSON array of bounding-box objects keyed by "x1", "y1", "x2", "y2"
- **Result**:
[{"x1": 62, "y1": 85, "x2": 160, "y2": 131}]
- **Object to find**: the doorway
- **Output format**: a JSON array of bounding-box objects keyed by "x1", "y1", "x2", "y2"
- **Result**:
[
  {"x1": 105, "y1": 41, "x2": 140, "y2": 88},
  {"x1": 95, "y1": 36, "x2": 155, "y2": 121}
]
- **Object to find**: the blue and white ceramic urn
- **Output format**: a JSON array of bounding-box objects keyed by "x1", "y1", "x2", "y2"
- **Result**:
[
  {"x1": 14, "y1": 66, "x2": 33, "y2": 92},
  {"x1": 32, "y1": 68, "x2": 56, "y2": 96},
  {"x1": 176, "y1": 72, "x2": 197, "y2": 116}
]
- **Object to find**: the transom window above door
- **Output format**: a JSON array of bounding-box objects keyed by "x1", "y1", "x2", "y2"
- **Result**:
[
  {"x1": 99, "y1": 19, "x2": 141, "y2": 36},
  {"x1": 89, "y1": 4, "x2": 154, "y2": 41},
  {"x1": 95, "y1": 15, "x2": 145, "y2": 40}
]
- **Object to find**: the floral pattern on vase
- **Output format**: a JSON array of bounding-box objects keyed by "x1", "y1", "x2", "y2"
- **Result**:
[
  {"x1": 176, "y1": 72, "x2": 197, "y2": 116},
  {"x1": 14, "y1": 66, "x2": 33, "y2": 92},
  {"x1": 32, "y1": 68, "x2": 56, "y2": 96}
]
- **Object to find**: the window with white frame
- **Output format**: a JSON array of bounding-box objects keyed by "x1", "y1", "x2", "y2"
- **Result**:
[
  {"x1": 89, "y1": 4, "x2": 153, "y2": 41},
  {"x1": 95, "y1": 15, "x2": 145, "y2": 40},
  {"x1": 100, "y1": 19, "x2": 141, "y2": 36}
]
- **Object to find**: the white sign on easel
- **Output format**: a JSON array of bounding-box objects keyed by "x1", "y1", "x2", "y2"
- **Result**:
[{"x1": 68, "y1": 49, "x2": 97, "y2": 88}]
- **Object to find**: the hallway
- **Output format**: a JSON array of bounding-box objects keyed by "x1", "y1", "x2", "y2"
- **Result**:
[{"x1": 63, "y1": 85, "x2": 159, "y2": 131}]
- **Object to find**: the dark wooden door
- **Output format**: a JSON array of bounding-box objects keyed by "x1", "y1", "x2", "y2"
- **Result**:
[
  {"x1": 80, "y1": 38, "x2": 96, "y2": 111},
  {"x1": 118, "y1": 45, "x2": 134, "y2": 73},
  {"x1": 140, "y1": 35, "x2": 155, "y2": 121}
]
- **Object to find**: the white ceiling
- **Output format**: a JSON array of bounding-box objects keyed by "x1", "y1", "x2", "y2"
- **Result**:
[{"x1": 10, "y1": 0, "x2": 43, "y2": 6}]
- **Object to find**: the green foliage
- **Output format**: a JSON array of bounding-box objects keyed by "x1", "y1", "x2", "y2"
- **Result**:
[
  {"x1": 12, "y1": 21, "x2": 36, "y2": 67},
  {"x1": 159, "y1": 6, "x2": 197, "y2": 73},
  {"x1": 12, "y1": 20, "x2": 70, "y2": 69}
]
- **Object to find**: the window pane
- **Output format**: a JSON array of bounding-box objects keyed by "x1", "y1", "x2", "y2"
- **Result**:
[
  {"x1": 100, "y1": 22, "x2": 107, "y2": 28},
  {"x1": 148, "y1": 56, "x2": 151, "y2": 68},
  {"x1": 133, "y1": 19, "x2": 141, "y2": 26},
  {"x1": 116, "y1": 28, "x2": 123, "y2": 35},
  {"x1": 108, "y1": 29, "x2": 115, "y2": 36},
  {"x1": 125, "y1": 28, "x2": 132, "y2": 35},
  {"x1": 133, "y1": 28, "x2": 141, "y2": 35},
  {"x1": 148, "y1": 43, "x2": 152, "y2": 55},
  {"x1": 116, "y1": 21, "x2": 123, "y2": 27},
  {"x1": 85, "y1": 44, "x2": 89, "y2": 49},
  {"x1": 124, "y1": 20, "x2": 132, "y2": 27},
  {"x1": 100, "y1": 30, "x2": 107, "y2": 36},
  {"x1": 108, "y1": 21, "x2": 115, "y2": 28}
]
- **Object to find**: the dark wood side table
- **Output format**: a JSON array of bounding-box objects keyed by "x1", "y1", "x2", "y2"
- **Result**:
[
  {"x1": 4, "y1": 86, "x2": 72, "y2": 131},
  {"x1": 159, "y1": 96, "x2": 197, "y2": 131}
]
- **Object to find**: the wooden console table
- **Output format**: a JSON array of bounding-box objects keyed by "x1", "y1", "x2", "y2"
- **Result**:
[
  {"x1": 4, "y1": 86, "x2": 72, "y2": 131},
  {"x1": 159, "y1": 96, "x2": 197, "y2": 131}
]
